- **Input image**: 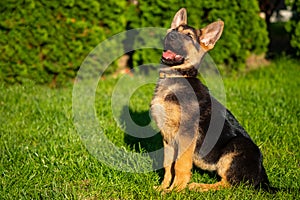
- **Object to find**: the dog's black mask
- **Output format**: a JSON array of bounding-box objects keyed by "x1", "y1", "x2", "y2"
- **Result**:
[{"x1": 161, "y1": 30, "x2": 188, "y2": 66}]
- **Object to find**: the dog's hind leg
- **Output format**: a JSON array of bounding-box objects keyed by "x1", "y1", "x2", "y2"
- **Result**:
[
  {"x1": 188, "y1": 152, "x2": 236, "y2": 192},
  {"x1": 188, "y1": 178, "x2": 231, "y2": 192}
]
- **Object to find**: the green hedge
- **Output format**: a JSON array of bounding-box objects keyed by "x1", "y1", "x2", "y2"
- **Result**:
[
  {"x1": 286, "y1": 0, "x2": 300, "y2": 56},
  {"x1": 0, "y1": 0, "x2": 269, "y2": 85},
  {"x1": 0, "y1": 0, "x2": 131, "y2": 85}
]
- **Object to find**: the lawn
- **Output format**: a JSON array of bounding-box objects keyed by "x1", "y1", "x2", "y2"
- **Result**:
[{"x1": 0, "y1": 58, "x2": 299, "y2": 199}]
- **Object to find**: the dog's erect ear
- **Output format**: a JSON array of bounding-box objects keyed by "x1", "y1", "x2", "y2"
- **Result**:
[
  {"x1": 171, "y1": 8, "x2": 187, "y2": 29},
  {"x1": 199, "y1": 21, "x2": 224, "y2": 51}
]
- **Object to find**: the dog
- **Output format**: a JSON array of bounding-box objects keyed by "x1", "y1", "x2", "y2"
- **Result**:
[{"x1": 150, "y1": 8, "x2": 271, "y2": 192}]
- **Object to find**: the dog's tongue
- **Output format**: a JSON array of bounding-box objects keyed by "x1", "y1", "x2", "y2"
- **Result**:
[{"x1": 162, "y1": 50, "x2": 177, "y2": 60}]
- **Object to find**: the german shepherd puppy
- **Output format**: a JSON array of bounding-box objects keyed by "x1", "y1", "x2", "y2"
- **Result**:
[{"x1": 150, "y1": 8, "x2": 271, "y2": 192}]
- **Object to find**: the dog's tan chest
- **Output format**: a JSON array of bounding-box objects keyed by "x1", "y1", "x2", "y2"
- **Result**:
[{"x1": 151, "y1": 91, "x2": 181, "y2": 143}]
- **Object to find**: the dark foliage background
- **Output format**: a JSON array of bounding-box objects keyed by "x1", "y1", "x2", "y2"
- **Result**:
[{"x1": 286, "y1": 0, "x2": 300, "y2": 56}]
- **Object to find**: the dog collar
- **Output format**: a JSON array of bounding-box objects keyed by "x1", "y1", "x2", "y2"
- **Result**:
[{"x1": 159, "y1": 71, "x2": 192, "y2": 79}]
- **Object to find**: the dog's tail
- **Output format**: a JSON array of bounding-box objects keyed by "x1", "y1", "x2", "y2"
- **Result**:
[
  {"x1": 259, "y1": 182, "x2": 279, "y2": 194},
  {"x1": 255, "y1": 165, "x2": 279, "y2": 194},
  {"x1": 257, "y1": 166, "x2": 279, "y2": 194}
]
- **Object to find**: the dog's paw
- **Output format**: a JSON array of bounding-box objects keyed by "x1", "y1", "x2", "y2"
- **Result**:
[
  {"x1": 153, "y1": 185, "x2": 163, "y2": 191},
  {"x1": 153, "y1": 185, "x2": 171, "y2": 195},
  {"x1": 153, "y1": 185, "x2": 169, "y2": 192},
  {"x1": 154, "y1": 185, "x2": 185, "y2": 194}
]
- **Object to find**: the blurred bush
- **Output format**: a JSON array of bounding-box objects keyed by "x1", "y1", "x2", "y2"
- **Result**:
[
  {"x1": 0, "y1": 0, "x2": 132, "y2": 85},
  {"x1": 0, "y1": 0, "x2": 269, "y2": 85},
  {"x1": 286, "y1": 0, "x2": 300, "y2": 56}
]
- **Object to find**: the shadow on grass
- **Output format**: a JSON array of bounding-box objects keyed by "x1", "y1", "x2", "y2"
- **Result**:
[
  {"x1": 119, "y1": 105, "x2": 164, "y2": 173},
  {"x1": 119, "y1": 105, "x2": 163, "y2": 152}
]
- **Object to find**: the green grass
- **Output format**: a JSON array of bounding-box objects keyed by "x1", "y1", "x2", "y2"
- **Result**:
[{"x1": 1, "y1": 58, "x2": 299, "y2": 199}]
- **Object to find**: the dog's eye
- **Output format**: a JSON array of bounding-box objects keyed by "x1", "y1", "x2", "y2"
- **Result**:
[{"x1": 187, "y1": 32, "x2": 194, "y2": 39}]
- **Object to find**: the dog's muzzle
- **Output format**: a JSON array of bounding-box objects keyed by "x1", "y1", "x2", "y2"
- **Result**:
[{"x1": 161, "y1": 31, "x2": 186, "y2": 66}]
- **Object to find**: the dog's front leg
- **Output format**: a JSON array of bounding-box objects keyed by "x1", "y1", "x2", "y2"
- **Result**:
[
  {"x1": 167, "y1": 136, "x2": 196, "y2": 192},
  {"x1": 155, "y1": 140, "x2": 175, "y2": 191}
]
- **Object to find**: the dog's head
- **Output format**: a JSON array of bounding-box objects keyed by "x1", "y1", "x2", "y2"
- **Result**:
[{"x1": 161, "y1": 8, "x2": 224, "y2": 69}]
